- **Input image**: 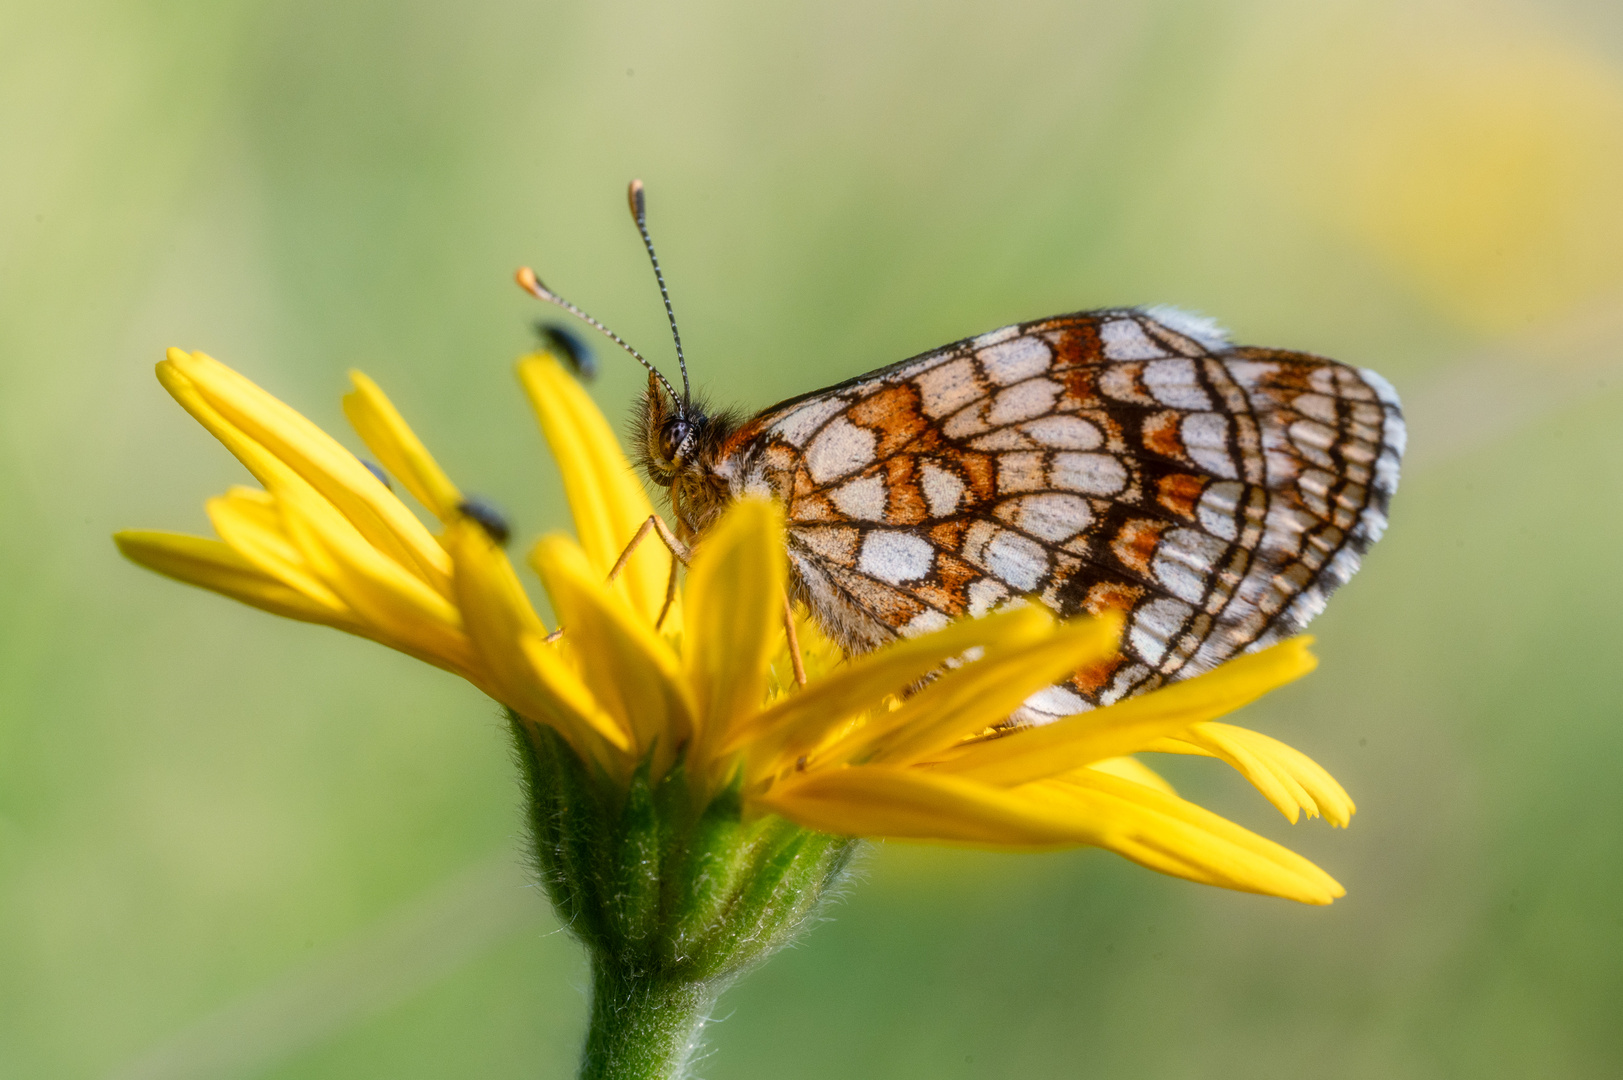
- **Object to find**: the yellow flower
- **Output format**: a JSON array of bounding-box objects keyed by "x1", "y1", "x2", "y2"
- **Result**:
[{"x1": 118, "y1": 347, "x2": 1354, "y2": 907}]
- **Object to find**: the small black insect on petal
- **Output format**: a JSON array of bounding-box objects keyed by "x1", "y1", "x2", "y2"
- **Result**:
[
  {"x1": 535, "y1": 321, "x2": 596, "y2": 379},
  {"x1": 358, "y1": 458, "x2": 393, "y2": 491},
  {"x1": 458, "y1": 497, "x2": 511, "y2": 546}
]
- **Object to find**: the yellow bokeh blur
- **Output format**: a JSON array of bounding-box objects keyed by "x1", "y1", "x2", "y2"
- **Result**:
[{"x1": 1268, "y1": 9, "x2": 1623, "y2": 333}]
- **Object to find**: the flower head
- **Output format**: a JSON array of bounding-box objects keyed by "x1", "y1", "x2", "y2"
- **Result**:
[{"x1": 119, "y1": 347, "x2": 1354, "y2": 906}]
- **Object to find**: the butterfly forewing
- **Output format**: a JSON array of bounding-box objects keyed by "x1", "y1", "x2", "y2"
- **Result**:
[{"x1": 716, "y1": 308, "x2": 1404, "y2": 719}]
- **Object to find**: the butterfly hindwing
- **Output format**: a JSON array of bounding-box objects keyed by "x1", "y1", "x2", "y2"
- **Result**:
[{"x1": 720, "y1": 308, "x2": 1404, "y2": 716}]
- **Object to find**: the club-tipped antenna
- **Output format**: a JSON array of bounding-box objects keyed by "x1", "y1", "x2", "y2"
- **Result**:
[
  {"x1": 514, "y1": 266, "x2": 683, "y2": 407},
  {"x1": 626, "y1": 179, "x2": 690, "y2": 406}
]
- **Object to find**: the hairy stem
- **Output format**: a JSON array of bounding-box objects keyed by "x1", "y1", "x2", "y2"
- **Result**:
[{"x1": 578, "y1": 960, "x2": 720, "y2": 1080}]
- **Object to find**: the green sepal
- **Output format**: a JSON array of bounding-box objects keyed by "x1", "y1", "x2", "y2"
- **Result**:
[{"x1": 508, "y1": 712, "x2": 859, "y2": 1078}]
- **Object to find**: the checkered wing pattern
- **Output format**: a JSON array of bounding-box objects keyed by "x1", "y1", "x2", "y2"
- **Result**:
[{"x1": 722, "y1": 307, "x2": 1404, "y2": 717}]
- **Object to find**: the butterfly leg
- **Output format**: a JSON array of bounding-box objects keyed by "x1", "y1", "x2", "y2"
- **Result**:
[
  {"x1": 606, "y1": 515, "x2": 691, "y2": 631},
  {"x1": 782, "y1": 594, "x2": 807, "y2": 688}
]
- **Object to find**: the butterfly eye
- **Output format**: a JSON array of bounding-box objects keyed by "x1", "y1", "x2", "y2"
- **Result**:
[{"x1": 659, "y1": 418, "x2": 692, "y2": 463}]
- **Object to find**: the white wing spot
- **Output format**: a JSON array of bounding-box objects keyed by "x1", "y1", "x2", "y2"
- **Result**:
[
  {"x1": 971, "y1": 324, "x2": 1020, "y2": 349},
  {"x1": 1020, "y1": 683, "x2": 1089, "y2": 721},
  {"x1": 966, "y1": 576, "x2": 1009, "y2": 616},
  {"x1": 997, "y1": 451, "x2": 1048, "y2": 493},
  {"x1": 1006, "y1": 492, "x2": 1091, "y2": 542},
  {"x1": 1152, "y1": 528, "x2": 1226, "y2": 604},
  {"x1": 914, "y1": 357, "x2": 982, "y2": 418},
  {"x1": 968, "y1": 428, "x2": 1033, "y2": 452},
  {"x1": 829, "y1": 473, "x2": 888, "y2": 521},
  {"x1": 858, "y1": 530, "x2": 935, "y2": 585},
  {"x1": 1291, "y1": 392, "x2": 1339, "y2": 425},
  {"x1": 983, "y1": 530, "x2": 1048, "y2": 592},
  {"x1": 1289, "y1": 418, "x2": 1338, "y2": 452},
  {"x1": 1100, "y1": 319, "x2": 1166, "y2": 360},
  {"x1": 1181, "y1": 413, "x2": 1237, "y2": 479},
  {"x1": 978, "y1": 336, "x2": 1052, "y2": 385},
  {"x1": 1050, "y1": 452, "x2": 1128, "y2": 496},
  {"x1": 1022, "y1": 414, "x2": 1102, "y2": 450},
  {"x1": 1223, "y1": 360, "x2": 1279, "y2": 390},
  {"x1": 805, "y1": 416, "x2": 877, "y2": 484},
  {"x1": 902, "y1": 608, "x2": 950, "y2": 636},
  {"x1": 772, "y1": 395, "x2": 849, "y2": 448},
  {"x1": 919, "y1": 460, "x2": 965, "y2": 517},
  {"x1": 1129, "y1": 597, "x2": 1193, "y2": 666},
  {"x1": 987, "y1": 378, "x2": 1062, "y2": 426},
  {"x1": 1196, "y1": 481, "x2": 1243, "y2": 542},
  {"x1": 1142, "y1": 358, "x2": 1212, "y2": 410}
]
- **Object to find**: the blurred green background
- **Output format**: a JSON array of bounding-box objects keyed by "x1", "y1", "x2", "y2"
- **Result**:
[{"x1": 4, "y1": 0, "x2": 1623, "y2": 1076}]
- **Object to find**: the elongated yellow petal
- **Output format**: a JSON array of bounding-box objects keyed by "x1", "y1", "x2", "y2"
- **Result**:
[
  {"x1": 683, "y1": 499, "x2": 785, "y2": 775},
  {"x1": 517, "y1": 353, "x2": 673, "y2": 624},
  {"x1": 1085, "y1": 755, "x2": 1177, "y2": 795},
  {"x1": 114, "y1": 530, "x2": 356, "y2": 628},
  {"x1": 207, "y1": 487, "x2": 344, "y2": 609},
  {"x1": 530, "y1": 533, "x2": 693, "y2": 766},
  {"x1": 1023, "y1": 770, "x2": 1344, "y2": 904},
  {"x1": 854, "y1": 615, "x2": 1122, "y2": 767},
  {"x1": 274, "y1": 479, "x2": 474, "y2": 672},
  {"x1": 155, "y1": 360, "x2": 309, "y2": 493},
  {"x1": 441, "y1": 518, "x2": 552, "y2": 703},
  {"x1": 726, "y1": 605, "x2": 1055, "y2": 766},
  {"x1": 162, "y1": 350, "x2": 452, "y2": 594},
  {"x1": 1147, "y1": 722, "x2": 1356, "y2": 827},
  {"x1": 931, "y1": 638, "x2": 1318, "y2": 787},
  {"x1": 766, "y1": 764, "x2": 1343, "y2": 901},
  {"x1": 442, "y1": 518, "x2": 634, "y2": 766},
  {"x1": 757, "y1": 765, "x2": 1111, "y2": 847},
  {"x1": 519, "y1": 635, "x2": 636, "y2": 765},
  {"x1": 342, "y1": 371, "x2": 463, "y2": 521}
]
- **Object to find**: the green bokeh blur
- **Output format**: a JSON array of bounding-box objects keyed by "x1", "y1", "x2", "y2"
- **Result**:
[{"x1": 5, "y1": 1, "x2": 1623, "y2": 1076}]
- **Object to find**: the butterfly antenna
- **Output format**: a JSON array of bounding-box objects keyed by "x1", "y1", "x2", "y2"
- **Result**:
[
  {"x1": 626, "y1": 179, "x2": 691, "y2": 407},
  {"x1": 514, "y1": 266, "x2": 683, "y2": 406}
]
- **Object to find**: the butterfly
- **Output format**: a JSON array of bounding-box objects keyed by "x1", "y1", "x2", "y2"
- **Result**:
[{"x1": 520, "y1": 181, "x2": 1405, "y2": 719}]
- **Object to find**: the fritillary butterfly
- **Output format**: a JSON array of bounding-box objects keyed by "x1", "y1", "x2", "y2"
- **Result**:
[{"x1": 523, "y1": 183, "x2": 1405, "y2": 720}]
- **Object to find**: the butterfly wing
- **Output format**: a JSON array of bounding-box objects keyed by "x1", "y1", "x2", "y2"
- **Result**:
[{"x1": 721, "y1": 308, "x2": 1404, "y2": 714}]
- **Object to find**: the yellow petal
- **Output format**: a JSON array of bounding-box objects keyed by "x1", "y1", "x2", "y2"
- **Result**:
[
  {"x1": 518, "y1": 352, "x2": 674, "y2": 624},
  {"x1": 683, "y1": 499, "x2": 785, "y2": 774},
  {"x1": 931, "y1": 638, "x2": 1318, "y2": 787},
  {"x1": 114, "y1": 530, "x2": 356, "y2": 629},
  {"x1": 273, "y1": 478, "x2": 474, "y2": 672},
  {"x1": 764, "y1": 763, "x2": 1340, "y2": 901},
  {"x1": 162, "y1": 350, "x2": 452, "y2": 594},
  {"x1": 529, "y1": 533, "x2": 693, "y2": 767},
  {"x1": 1147, "y1": 722, "x2": 1356, "y2": 827},
  {"x1": 155, "y1": 360, "x2": 309, "y2": 493},
  {"x1": 727, "y1": 605, "x2": 1055, "y2": 767},
  {"x1": 1085, "y1": 755, "x2": 1177, "y2": 796},
  {"x1": 442, "y1": 518, "x2": 634, "y2": 765},
  {"x1": 519, "y1": 634, "x2": 637, "y2": 766},
  {"x1": 757, "y1": 765, "x2": 1110, "y2": 847},
  {"x1": 342, "y1": 371, "x2": 462, "y2": 521},
  {"x1": 854, "y1": 614, "x2": 1123, "y2": 767},
  {"x1": 207, "y1": 487, "x2": 344, "y2": 610},
  {"x1": 1024, "y1": 770, "x2": 1345, "y2": 904}
]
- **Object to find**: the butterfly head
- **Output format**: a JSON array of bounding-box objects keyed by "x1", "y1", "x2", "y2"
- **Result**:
[
  {"x1": 518, "y1": 180, "x2": 742, "y2": 530},
  {"x1": 634, "y1": 374, "x2": 697, "y2": 482}
]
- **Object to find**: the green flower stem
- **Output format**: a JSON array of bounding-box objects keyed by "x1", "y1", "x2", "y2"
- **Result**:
[
  {"x1": 509, "y1": 714, "x2": 857, "y2": 1080},
  {"x1": 579, "y1": 964, "x2": 719, "y2": 1080}
]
